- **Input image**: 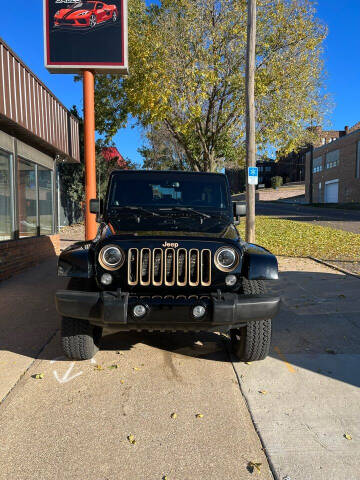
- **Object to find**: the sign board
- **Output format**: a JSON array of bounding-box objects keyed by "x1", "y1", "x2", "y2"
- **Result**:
[
  {"x1": 44, "y1": 0, "x2": 128, "y2": 74},
  {"x1": 248, "y1": 167, "x2": 258, "y2": 185}
]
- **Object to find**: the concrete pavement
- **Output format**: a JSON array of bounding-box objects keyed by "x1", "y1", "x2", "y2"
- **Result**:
[
  {"x1": 233, "y1": 258, "x2": 360, "y2": 480},
  {"x1": 0, "y1": 258, "x2": 272, "y2": 480},
  {"x1": 1, "y1": 255, "x2": 360, "y2": 479}
]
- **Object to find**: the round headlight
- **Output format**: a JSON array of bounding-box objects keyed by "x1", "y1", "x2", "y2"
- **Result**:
[
  {"x1": 215, "y1": 247, "x2": 238, "y2": 271},
  {"x1": 99, "y1": 245, "x2": 124, "y2": 271}
]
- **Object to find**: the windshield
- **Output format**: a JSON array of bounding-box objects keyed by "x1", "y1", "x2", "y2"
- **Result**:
[{"x1": 107, "y1": 172, "x2": 230, "y2": 211}]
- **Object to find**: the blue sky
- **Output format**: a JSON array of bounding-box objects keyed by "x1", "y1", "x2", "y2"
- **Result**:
[{"x1": 1, "y1": 0, "x2": 359, "y2": 165}]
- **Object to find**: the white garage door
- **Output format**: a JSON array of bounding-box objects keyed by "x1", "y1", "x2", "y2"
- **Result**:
[{"x1": 325, "y1": 180, "x2": 339, "y2": 203}]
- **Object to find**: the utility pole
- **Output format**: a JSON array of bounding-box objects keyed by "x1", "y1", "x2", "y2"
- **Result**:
[{"x1": 245, "y1": 0, "x2": 257, "y2": 243}]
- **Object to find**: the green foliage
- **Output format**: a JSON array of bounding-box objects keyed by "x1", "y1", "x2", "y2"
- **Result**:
[
  {"x1": 271, "y1": 176, "x2": 283, "y2": 189},
  {"x1": 238, "y1": 217, "x2": 360, "y2": 261},
  {"x1": 94, "y1": 0, "x2": 328, "y2": 172}
]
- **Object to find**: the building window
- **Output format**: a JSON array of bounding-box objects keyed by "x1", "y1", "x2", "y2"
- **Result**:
[
  {"x1": 265, "y1": 166, "x2": 271, "y2": 172},
  {"x1": 18, "y1": 158, "x2": 37, "y2": 238},
  {"x1": 313, "y1": 156, "x2": 322, "y2": 173},
  {"x1": 38, "y1": 166, "x2": 54, "y2": 235},
  {"x1": 0, "y1": 150, "x2": 12, "y2": 241},
  {"x1": 325, "y1": 149, "x2": 339, "y2": 169},
  {"x1": 357, "y1": 141, "x2": 360, "y2": 179}
]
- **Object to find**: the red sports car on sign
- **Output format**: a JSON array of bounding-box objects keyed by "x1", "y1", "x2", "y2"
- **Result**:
[{"x1": 54, "y1": 1, "x2": 118, "y2": 28}]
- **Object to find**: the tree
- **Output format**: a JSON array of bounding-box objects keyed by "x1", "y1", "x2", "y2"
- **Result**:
[
  {"x1": 58, "y1": 107, "x2": 133, "y2": 224},
  {"x1": 94, "y1": 0, "x2": 328, "y2": 172}
]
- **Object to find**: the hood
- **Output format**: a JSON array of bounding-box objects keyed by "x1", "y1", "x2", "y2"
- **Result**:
[
  {"x1": 61, "y1": 8, "x2": 92, "y2": 18},
  {"x1": 105, "y1": 215, "x2": 240, "y2": 240}
]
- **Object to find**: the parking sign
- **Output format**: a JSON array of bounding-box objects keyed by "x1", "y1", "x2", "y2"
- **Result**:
[{"x1": 248, "y1": 167, "x2": 258, "y2": 185}]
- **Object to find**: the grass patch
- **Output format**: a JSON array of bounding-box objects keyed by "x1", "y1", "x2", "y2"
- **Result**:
[{"x1": 238, "y1": 216, "x2": 360, "y2": 261}]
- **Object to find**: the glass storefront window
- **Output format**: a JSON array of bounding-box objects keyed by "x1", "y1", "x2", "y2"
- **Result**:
[
  {"x1": 0, "y1": 150, "x2": 12, "y2": 241},
  {"x1": 18, "y1": 159, "x2": 37, "y2": 238},
  {"x1": 38, "y1": 166, "x2": 53, "y2": 235}
]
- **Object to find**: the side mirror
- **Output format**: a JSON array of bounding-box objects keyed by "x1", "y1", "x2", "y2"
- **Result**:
[
  {"x1": 233, "y1": 201, "x2": 246, "y2": 217},
  {"x1": 90, "y1": 198, "x2": 103, "y2": 215}
]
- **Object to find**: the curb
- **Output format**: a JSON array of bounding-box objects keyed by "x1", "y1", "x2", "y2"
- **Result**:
[{"x1": 308, "y1": 256, "x2": 360, "y2": 280}]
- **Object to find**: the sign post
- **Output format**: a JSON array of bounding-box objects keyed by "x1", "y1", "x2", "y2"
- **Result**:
[
  {"x1": 83, "y1": 70, "x2": 97, "y2": 240},
  {"x1": 44, "y1": 0, "x2": 128, "y2": 239}
]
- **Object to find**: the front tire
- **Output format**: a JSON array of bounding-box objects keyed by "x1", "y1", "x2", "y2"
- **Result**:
[
  {"x1": 230, "y1": 279, "x2": 272, "y2": 362},
  {"x1": 61, "y1": 278, "x2": 102, "y2": 360},
  {"x1": 61, "y1": 317, "x2": 102, "y2": 360}
]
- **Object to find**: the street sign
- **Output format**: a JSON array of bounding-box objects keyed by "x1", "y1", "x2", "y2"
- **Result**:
[
  {"x1": 248, "y1": 166, "x2": 258, "y2": 185},
  {"x1": 43, "y1": 0, "x2": 128, "y2": 74}
]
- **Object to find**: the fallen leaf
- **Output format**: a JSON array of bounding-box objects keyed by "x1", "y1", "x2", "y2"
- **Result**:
[
  {"x1": 247, "y1": 461, "x2": 262, "y2": 474},
  {"x1": 344, "y1": 433, "x2": 352, "y2": 440},
  {"x1": 94, "y1": 365, "x2": 103, "y2": 371},
  {"x1": 34, "y1": 373, "x2": 44, "y2": 379},
  {"x1": 108, "y1": 364, "x2": 118, "y2": 369},
  {"x1": 259, "y1": 390, "x2": 268, "y2": 395},
  {"x1": 195, "y1": 414, "x2": 204, "y2": 418},
  {"x1": 127, "y1": 434, "x2": 136, "y2": 445},
  {"x1": 325, "y1": 348, "x2": 336, "y2": 355},
  {"x1": 120, "y1": 379, "x2": 125, "y2": 384},
  {"x1": 170, "y1": 412, "x2": 177, "y2": 419},
  {"x1": 245, "y1": 362, "x2": 252, "y2": 365},
  {"x1": 116, "y1": 351, "x2": 124, "y2": 355},
  {"x1": 133, "y1": 367, "x2": 141, "y2": 371},
  {"x1": 162, "y1": 476, "x2": 168, "y2": 480}
]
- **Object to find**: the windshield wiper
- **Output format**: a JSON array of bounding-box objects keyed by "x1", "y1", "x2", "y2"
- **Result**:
[
  {"x1": 160, "y1": 207, "x2": 211, "y2": 219},
  {"x1": 111, "y1": 206, "x2": 161, "y2": 217}
]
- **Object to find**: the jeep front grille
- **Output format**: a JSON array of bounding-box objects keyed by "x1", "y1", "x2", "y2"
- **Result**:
[{"x1": 127, "y1": 248, "x2": 212, "y2": 287}]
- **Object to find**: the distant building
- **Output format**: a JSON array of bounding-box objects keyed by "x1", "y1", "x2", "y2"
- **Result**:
[
  {"x1": 257, "y1": 159, "x2": 276, "y2": 188},
  {"x1": 305, "y1": 124, "x2": 360, "y2": 204},
  {"x1": 225, "y1": 157, "x2": 276, "y2": 193},
  {"x1": 277, "y1": 126, "x2": 353, "y2": 183}
]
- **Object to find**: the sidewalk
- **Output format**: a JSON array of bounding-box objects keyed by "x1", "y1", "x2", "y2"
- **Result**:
[{"x1": 0, "y1": 258, "x2": 66, "y2": 402}]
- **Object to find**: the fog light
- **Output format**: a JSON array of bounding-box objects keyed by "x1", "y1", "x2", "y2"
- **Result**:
[
  {"x1": 225, "y1": 274, "x2": 237, "y2": 287},
  {"x1": 101, "y1": 273, "x2": 113, "y2": 285},
  {"x1": 193, "y1": 305, "x2": 206, "y2": 318},
  {"x1": 133, "y1": 304, "x2": 147, "y2": 318}
]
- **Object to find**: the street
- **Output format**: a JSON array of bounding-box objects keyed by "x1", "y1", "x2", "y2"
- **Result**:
[
  {"x1": 256, "y1": 201, "x2": 360, "y2": 234},
  {"x1": 1, "y1": 255, "x2": 359, "y2": 480}
]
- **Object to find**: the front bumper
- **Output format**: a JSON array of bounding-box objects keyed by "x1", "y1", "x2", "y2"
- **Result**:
[{"x1": 55, "y1": 291, "x2": 280, "y2": 331}]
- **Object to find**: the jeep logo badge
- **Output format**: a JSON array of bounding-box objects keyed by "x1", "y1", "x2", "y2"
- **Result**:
[{"x1": 162, "y1": 241, "x2": 179, "y2": 248}]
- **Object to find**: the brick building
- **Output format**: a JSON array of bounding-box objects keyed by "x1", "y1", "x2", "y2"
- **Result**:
[
  {"x1": 277, "y1": 126, "x2": 352, "y2": 183},
  {"x1": 0, "y1": 37, "x2": 80, "y2": 280},
  {"x1": 305, "y1": 125, "x2": 360, "y2": 204}
]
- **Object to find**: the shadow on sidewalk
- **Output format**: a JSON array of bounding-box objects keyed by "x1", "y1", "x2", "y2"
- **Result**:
[{"x1": 1, "y1": 263, "x2": 360, "y2": 386}]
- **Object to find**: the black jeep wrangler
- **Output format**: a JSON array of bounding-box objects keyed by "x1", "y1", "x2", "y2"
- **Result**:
[{"x1": 56, "y1": 170, "x2": 280, "y2": 361}]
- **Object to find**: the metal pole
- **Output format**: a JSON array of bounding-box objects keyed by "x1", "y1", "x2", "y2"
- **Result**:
[
  {"x1": 245, "y1": 0, "x2": 256, "y2": 243},
  {"x1": 83, "y1": 70, "x2": 97, "y2": 240}
]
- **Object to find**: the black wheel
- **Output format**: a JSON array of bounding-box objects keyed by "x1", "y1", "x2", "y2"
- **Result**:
[
  {"x1": 89, "y1": 14, "x2": 97, "y2": 28},
  {"x1": 61, "y1": 317, "x2": 102, "y2": 360},
  {"x1": 61, "y1": 278, "x2": 102, "y2": 360},
  {"x1": 230, "y1": 279, "x2": 272, "y2": 362}
]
